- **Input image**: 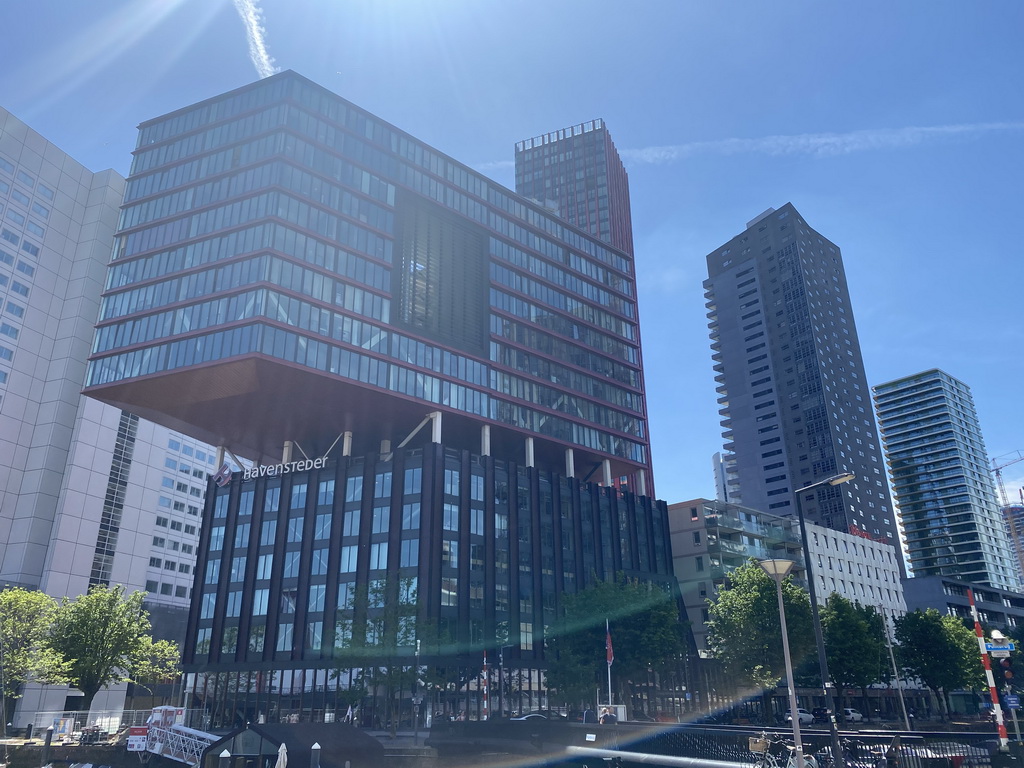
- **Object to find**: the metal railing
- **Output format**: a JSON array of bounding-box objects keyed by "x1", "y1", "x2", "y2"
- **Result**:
[
  {"x1": 147, "y1": 723, "x2": 218, "y2": 766},
  {"x1": 31, "y1": 708, "x2": 210, "y2": 740}
]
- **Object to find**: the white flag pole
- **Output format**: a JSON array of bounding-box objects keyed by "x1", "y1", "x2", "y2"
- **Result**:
[{"x1": 606, "y1": 618, "x2": 613, "y2": 708}]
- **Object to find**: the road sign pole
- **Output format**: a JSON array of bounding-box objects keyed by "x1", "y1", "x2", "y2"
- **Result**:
[
  {"x1": 1008, "y1": 687, "x2": 1022, "y2": 744},
  {"x1": 969, "y1": 588, "x2": 1009, "y2": 750}
]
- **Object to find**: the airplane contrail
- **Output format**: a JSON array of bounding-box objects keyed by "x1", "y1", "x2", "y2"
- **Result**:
[
  {"x1": 619, "y1": 121, "x2": 1024, "y2": 164},
  {"x1": 233, "y1": 0, "x2": 277, "y2": 79}
]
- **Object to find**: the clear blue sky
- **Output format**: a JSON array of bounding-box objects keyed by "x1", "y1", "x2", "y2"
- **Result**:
[{"x1": 4, "y1": 0, "x2": 1023, "y2": 503}]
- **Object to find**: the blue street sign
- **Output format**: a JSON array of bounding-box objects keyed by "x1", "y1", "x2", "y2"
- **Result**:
[
  {"x1": 987, "y1": 643, "x2": 1017, "y2": 651},
  {"x1": 1005, "y1": 695, "x2": 1020, "y2": 709}
]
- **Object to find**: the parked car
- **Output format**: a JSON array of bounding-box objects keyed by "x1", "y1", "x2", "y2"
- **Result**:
[
  {"x1": 812, "y1": 707, "x2": 832, "y2": 723},
  {"x1": 843, "y1": 708, "x2": 864, "y2": 723},
  {"x1": 787, "y1": 708, "x2": 814, "y2": 725},
  {"x1": 510, "y1": 710, "x2": 567, "y2": 720}
]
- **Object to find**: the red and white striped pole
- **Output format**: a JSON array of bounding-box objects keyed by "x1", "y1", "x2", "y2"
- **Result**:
[
  {"x1": 969, "y1": 588, "x2": 1009, "y2": 749},
  {"x1": 482, "y1": 650, "x2": 489, "y2": 721}
]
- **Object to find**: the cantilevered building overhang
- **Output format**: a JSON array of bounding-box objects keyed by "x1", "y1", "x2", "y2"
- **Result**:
[{"x1": 85, "y1": 71, "x2": 650, "y2": 487}]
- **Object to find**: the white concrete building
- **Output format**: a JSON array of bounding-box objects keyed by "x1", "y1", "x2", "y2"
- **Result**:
[
  {"x1": 804, "y1": 522, "x2": 906, "y2": 623},
  {"x1": 0, "y1": 106, "x2": 213, "y2": 725}
]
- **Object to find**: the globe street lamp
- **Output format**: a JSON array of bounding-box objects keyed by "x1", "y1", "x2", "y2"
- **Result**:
[
  {"x1": 759, "y1": 559, "x2": 805, "y2": 766},
  {"x1": 794, "y1": 472, "x2": 854, "y2": 765}
]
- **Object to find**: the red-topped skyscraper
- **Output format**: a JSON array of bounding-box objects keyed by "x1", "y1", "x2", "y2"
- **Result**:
[{"x1": 515, "y1": 119, "x2": 634, "y2": 257}]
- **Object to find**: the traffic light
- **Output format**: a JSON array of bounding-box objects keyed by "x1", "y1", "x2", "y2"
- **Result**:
[{"x1": 1001, "y1": 656, "x2": 1014, "y2": 683}]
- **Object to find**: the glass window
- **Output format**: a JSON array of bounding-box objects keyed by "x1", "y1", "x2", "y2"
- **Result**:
[
  {"x1": 209, "y1": 527, "x2": 225, "y2": 550},
  {"x1": 337, "y1": 581, "x2": 355, "y2": 609},
  {"x1": 307, "y1": 620, "x2": 323, "y2": 650},
  {"x1": 276, "y1": 622, "x2": 293, "y2": 651},
  {"x1": 401, "y1": 502, "x2": 420, "y2": 530},
  {"x1": 265, "y1": 485, "x2": 281, "y2": 512},
  {"x1": 340, "y1": 545, "x2": 358, "y2": 573},
  {"x1": 280, "y1": 589, "x2": 298, "y2": 614},
  {"x1": 369, "y1": 542, "x2": 388, "y2": 570},
  {"x1": 200, "y1": 593, "x2": 217, "y2": 619},
  {"x1": 317, "y1": 479, "x2": 334, "y2": 506},
  {"x1": 442, "y1": 540, "x2": 458, "y2": 568},
  {"x1": 253, "y1": 588, "x2": 269, "y2": 615},
  {"x1": 441, "y1": 578, "x2": 458, "y2": 607},
  {"x1": 282, "y1": 551, "x2": 301, "y2": 577},
  {"x1": 374, "y1": 471, "x2": 392, "y2": 498},
  {"x1": 225, "y1": 591, "x2": 243, "y2": 617},
  {"x1": 443, "y1": 503, "x2": 458, "y2": 531},
  {"x1": 404, "y1": 467, "x2": 422, "y2": 495},
  {"x1": 308, "y1": 584, "x2": 326, "y2": 612},
  {"x1": 260, "y1": 520, "x2": 277, "y2": 546},
  {"x1": 444, "y1": 469, "x2": 459, "y2": 496},
  {"x1": 213, "y1": 495, "x2": 228, "y2": 518},
  {"x1": 290, "y1": 482, "x2": 307, "y2": 509},
  {"x1": 256, "y1": 553, "x2": 273, "y2": 579},
  {"x1": 311, "y1": 548, "x2": 329, "y2": 575},
  {"x1": 400, "y1": 539, "x2": 418, "y2": 567}
]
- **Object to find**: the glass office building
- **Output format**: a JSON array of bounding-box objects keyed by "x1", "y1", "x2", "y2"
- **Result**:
[{"x1": 83, "y1": 71, "x2": 671, "y2": 723}]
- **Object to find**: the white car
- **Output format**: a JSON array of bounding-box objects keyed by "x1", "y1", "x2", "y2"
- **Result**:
[
  {"x1": 787, "y1": 708, "x2": 814, "y2": 725},
  {"x1": 843, "y1": 708, "x2": 864, "y2": 723}
]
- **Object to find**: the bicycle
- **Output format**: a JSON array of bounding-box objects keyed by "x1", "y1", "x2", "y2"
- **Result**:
[
  {"x1": 749, "y1": 732, "x2": 820, "y2": 768},
  {"x1": 812, "y1": 737, "x2": 890, "y2": 768}
]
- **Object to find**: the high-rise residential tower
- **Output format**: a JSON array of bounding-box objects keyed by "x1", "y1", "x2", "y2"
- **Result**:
[
  {"x1": 704, "y1": 204, "x2": 899, "y2": 550},
  {"x1": 1004, "y1": 505, "x2": 1024, "y2": 585},
  {"x1": 0, "y1": 106, "x2": 213, "y2": 724},
  {"x1": 83, "y1": 72, "x2": 671, "y2": 724},
  {"x1": 515, "y1": 119, "x2": 634, "y2": 256},
  {"x1": 874, "y1": 369, "x2": 1018, "y2": 590}
]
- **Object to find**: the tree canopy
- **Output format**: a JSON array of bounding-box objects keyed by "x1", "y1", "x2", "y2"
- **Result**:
[
  {"x1": 48, "y1": 585, "x2": 179, "y2": 709},
  {"x1": 821, "y1": 594, "x2": 887, "y2": 709},
  {"x1": 705, "y1": 560, "x2": 815, "y2": 692},
  {"x1": 0, "y1": 587, "x2": 66, "y2": 699},
  {"x1": 544, "y1": 577, "x2": 686, "y2": 706},
  {"x1": 894, "y1": 608, "x2": 983, "y2": 716}
]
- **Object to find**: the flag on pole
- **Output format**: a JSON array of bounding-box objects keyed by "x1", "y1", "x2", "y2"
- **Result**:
[{"x1": 606, "y1": 619, "x2": 614, "y2": 667}]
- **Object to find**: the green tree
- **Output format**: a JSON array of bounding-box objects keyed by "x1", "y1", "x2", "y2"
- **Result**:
[
  {"x1": 48, "y1": 585, "x2": 180, "y2": 711},
  {"x1": 822, "y1": 595, "x2": 886, "y2": 716},
  {"x1": 0, "y1": 587, "x2": 67, "y2": 731},
  {"x1": 0, "y1": 588, "x2": 65, "y2": 697},
  {"x1": 705, "y1": 560, "x2": 815, "y2": 723},
  {"x1": 333, "y1": 577, "x2": 418, "y2": 736},
  {"x1": 894, "y1": 608, "x2": 983, "y2": 718},
  {"x1": 544, "y1": 577, "x2": 686, "y2": 711}
]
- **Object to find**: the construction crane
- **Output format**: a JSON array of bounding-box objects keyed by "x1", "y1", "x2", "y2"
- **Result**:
[{"x1": 993, "y1": 451, "x2": 1024, "y2": 508}]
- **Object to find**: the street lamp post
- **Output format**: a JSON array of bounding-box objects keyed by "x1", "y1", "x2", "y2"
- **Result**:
[
  {"x1": 413, "y1": 639, "x2": 420, "y2": 745},
  {"x1": 794, "y1": 472, "x2": 854, "y2": 767},
  {"x1": 499, "y1": 645, "x2": 513, "y2": 718},
  {"x1": 760, "y1": 559, "x2": 805, "y2": 767}
]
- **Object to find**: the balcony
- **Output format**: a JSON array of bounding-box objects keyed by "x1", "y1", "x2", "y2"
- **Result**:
[{"x1": 715, "y1": 538, "x2": 772, "y2": 561}]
